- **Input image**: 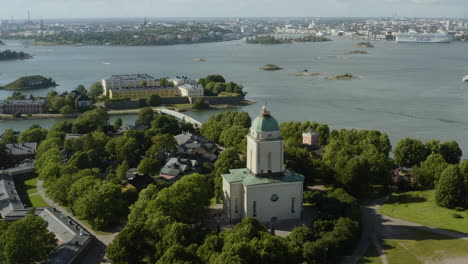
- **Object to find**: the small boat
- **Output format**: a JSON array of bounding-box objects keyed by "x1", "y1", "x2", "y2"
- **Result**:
[{"x1": 463, "y1": 75, "x2": 468, "y2": 82}]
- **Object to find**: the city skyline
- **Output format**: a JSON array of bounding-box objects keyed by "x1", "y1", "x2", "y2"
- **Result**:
[{"x1": 0, "y1": 0, "x2": 467, "y2": 20}]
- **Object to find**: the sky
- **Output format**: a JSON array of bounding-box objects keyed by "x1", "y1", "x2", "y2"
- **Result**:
[{"x1": 0, "y1": 0, "x2": 467, "y2": 20}]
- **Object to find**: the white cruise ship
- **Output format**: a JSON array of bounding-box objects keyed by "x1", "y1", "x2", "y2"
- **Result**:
[{"x1": 396, "y1": 34, "x2": 453, "y2": 43}]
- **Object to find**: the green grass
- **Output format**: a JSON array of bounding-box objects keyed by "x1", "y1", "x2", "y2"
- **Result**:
[
  {"x1": 379, "y1": 190, "x2": 468, "y2": 234},
  {"x1": 358, "y1": 244, "x2": 382, "y2": 264},
  {"x1": 382, "y1": 228, "x2": 468, "y2": 264},
  {"x1": 25, "y1": 177, "x2": 38, "y2": 194},
  {"x1": 29, "y1": 194, "x2": 49, "y2": 207}
]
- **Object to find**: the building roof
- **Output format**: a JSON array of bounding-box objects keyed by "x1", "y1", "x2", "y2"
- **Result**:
[
  {"x1": 0, "y1": 99, "x2": 46, "y2": 106},
  {"x1": 5, "y1": 142, "x2": 37, "y2": 156},
  {"x1": 103, "y1": 74, "x2": 156, "y2": 81},
  {"x1": 251, "y1": 105, "x2": 280, "y2": 132},
  {"x1": 0, "y1": 173, "x2": 25, "y2": 219},
  {"x1": 222, "y1": 168, "x2": 304, "y2": 187}
]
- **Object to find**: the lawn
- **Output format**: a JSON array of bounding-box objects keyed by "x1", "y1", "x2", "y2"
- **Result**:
[
  {"x1": 25, "y1": 177, "x2": 38, "y2": 194},
  {"x1": 358, "y1": 244, "x2": 382, "y2": 264},
  {"x1": 379, "y1": 190, "x2": 468, "y2": 234},
  {"x1": 29, "y1": 194, "x2": 49, "y2": 207},
  {"x1": 382, "y1": 228, "x2": 468, "y2": 264}
]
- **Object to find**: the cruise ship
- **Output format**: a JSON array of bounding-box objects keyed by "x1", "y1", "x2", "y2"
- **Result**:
[{"x1": 396, "y1": 34, "x2": 453, "y2": 43}]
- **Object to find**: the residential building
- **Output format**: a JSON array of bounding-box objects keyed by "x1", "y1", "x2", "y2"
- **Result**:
[
  {"x1": 178, "y1": 83, "x2": 204, "y2": 97},
  {"x1": 108, "y1": 86, "x2": 177, "y2": 99},
  {"x1": 5, "y1": 142, "x2": 37, "y2": 165},
  {"x1": 174, "y1": 132, "x2": 218, "y2": 161},
  {"x1": 222, "y1": 105, "x2": 304, "y2": 223},
  {"x1": 102, "y1": 74, "x2": 160, "y2": 96},
  {"x1": 70, "y1": 90, "x2": 92, "y2": 108},
  {"x1": 0, "y1": 99, "x2": 46, "y2": 114},
  {"x1": 159, "y1": 157, "x2": 199, "y2": 183}
]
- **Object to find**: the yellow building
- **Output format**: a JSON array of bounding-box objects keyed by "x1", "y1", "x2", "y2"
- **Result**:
[{"x1": 108, "y1": 87, "x2": 177, "y2": 99}]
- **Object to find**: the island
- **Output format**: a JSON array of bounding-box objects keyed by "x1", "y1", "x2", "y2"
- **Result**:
[
  {"x1": 294, "y1": 35, "x2": 332, "y2": 42},
  {"x1": 355, "y1": 41, "x2": 374, "y2": 48},
  {"x1": 289, "y1": 72, "x2": 322, "y2": 76},
  {"x1": 260, "y1": 64, "x2": 283, "y2": 71},
  {"x1": 0, "y1": 75, "x2": 57, "y2": 90},
  {"x1": 0, "y1": 50, "x2": 32, "y2": 61},
  {"x1": 326, "y1": 73, "x2": 358, "y2": 80},
  {"x1": 343, "y1": 50, "x2": 369, "y2": 55},
  {"x1": 193, "y1": 58, "x2": 206, "y2": 62},
  {"x1": 246, "y1": 35, "x2": 292, "y2": 44}
]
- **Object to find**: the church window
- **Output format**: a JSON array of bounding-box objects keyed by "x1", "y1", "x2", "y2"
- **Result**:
[
  {"x1": 291, "y1": 198, "x2": 295, "y2": 213},
  {"x1": 253, "y1": 201, "x2": 257, "y2": 217},
  {"x1": 268, "y1": 152, "x2": 272, "y2": 171},
  {"x1": 235, "y1": 198, "x2": 238, "y2": 214}
]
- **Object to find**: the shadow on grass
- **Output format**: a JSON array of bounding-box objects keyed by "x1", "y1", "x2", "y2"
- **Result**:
[{"x1": 384, "y1": 194, "x2": 426, "y2": 204}]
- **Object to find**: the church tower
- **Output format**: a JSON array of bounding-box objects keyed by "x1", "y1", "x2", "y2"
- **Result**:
[
  {"x1": 222, "y1": 104, "x2": 304, "y2": 223},
  {"x1": 246, "y1": 104, "x2": 284, "y2": 177}
]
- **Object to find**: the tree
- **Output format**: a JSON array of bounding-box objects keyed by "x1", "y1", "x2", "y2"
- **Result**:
[
  {"x1": 151, "y1": 114, "x2": 181, "y2": 135},
  {"x1": 60, "y1": 105, "x2": 74, "y2": 115},
  {"x1": 114, "y1": 118, "x2": 123, "y2": 130},
  {"x1": 146, "y1": 134, "x2": 177, "y2": 160},
  {"x1": 393, "y1": 138, "x2": 426, "y2": 168},
  {"x1": 18, "y1": 126, "x2": 48, "y2": 144},
  {"x1": 75, "y1": 84, "x2": 88, "y2": 95},
  {"x1": 137, "y1": 158, "x2": 161, "y2": 176},
  {"x1": 213, "y1": 148, "x2": 244, "y2": 201},
  {"x1": 219, "y1": 125, "x2": 248, "y2": 153},
  {"x1": 0, "y1": 213, "x2": 57, "y2": 264},
  {"x1": 89, "y1": 82, "x2": 104, "y2": 98},
  {"x1": 136, "y1": 107, "x2": 155, "y2": 126},
  {"x1": 72, "y1": 108, "x2": 109, "y2": 134},
  {"x1": 439, "y1": 141, "x2": 462, "y2": 164},
  {"x1": 13, "y1": 112, "x2": 22, "y2": 118},
  {"x1": 436, "y1": 165, "x2": 465, "y2": 208},
  {"x1": 147, "y1": 94, "x2": 162, "y2": 107},
  {"x1": 192, "y1": 98, "x2": 210, "y2": 110},
  {"x1": 419, "y1": 153, "x2": 449, "y2": 188},
  {"x1": 0, "y1": 129, "x2": 17, "y2": 144}
]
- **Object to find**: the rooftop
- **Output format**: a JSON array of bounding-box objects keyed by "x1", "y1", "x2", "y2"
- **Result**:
[
  {"x1": 104, "y1": 73, "x2": 156, "y2": 81},
  {"x1": 0, "y1": 99, "x2": 46, "y2": 106},
  {"x1": 222, "y1": 168, "x2": 304, "y2": 186},
  {"x1": 5, "y1": 142, "x2": 37, "y2": 156},
  {"x1": 251, "y1": 104, "x2": 280, "y2": 133}
]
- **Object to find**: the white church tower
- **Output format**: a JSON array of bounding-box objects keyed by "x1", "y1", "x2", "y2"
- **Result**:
[{"x1": 222, "y1": 104, "x2": 304, "y2": 223}]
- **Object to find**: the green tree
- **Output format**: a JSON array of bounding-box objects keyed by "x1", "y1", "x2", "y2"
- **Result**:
[
  {"x1": 393, "y1": 137, "x2": 426, "y2": 168},
  {"x1": 89, "y1": 82, "x2": 104, "y2": 98},
  {"x1": 72, "y1": 108, "x2": 109, "y2": 134},
  {"x1": 439, "y1": 141, "x2": 462, "y2": 164},
  {"x1": 60, "y1": 105, "x2": 74, "y2": 115},
  {"x1": 0, "y1": 214, "x2": 58, "y2": 264},
  {"x1": 137, "y1": 158, "x2": 161, "y2": 176},
  {"x1": 419, "y1": 153, "x2": 449, "y2": 188},
  {"x1": 114, "y1": 118, "x2": 123, "y2": 130},
  {"x1": 147, "y1": 94, "x2": 162, "y2": 107},
  {"x1": 146, "y1": 134, "x2": 178, "y2": 160},
  {"x1": 18, "y1": 126, "x2": 48, "y2": 143},
  {"x1": 151, "y1": 114, "x2": 181, "y2": 135},
  {"x1": 436, "y1": 165, "x2": 465, "y2": 208},
  {"x1": 0, "y1": 129, "x2": 17, "y2": 144},
  {"x1": 136, "y1": 107, "x2": 155, "y2": 126},
  {"x1": 192, "y1": 98, "x2": 210, "y2": 110},
  {"x1": 213, "y1": 148, "x2": 244, "y2": 201},
  {"x1": 219, "y1": 125, "x2": 248, "y2": 153},
  {"x1": 75, "y1": 84, "x2": 88, "y2": 95}
]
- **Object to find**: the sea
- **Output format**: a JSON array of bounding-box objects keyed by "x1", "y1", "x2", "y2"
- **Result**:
[{"x1": 1, "y1": 37, "x2": 468, "y2": 157}]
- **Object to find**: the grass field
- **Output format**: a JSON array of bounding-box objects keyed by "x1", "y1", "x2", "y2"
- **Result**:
[
  {"x1": 358, "y1": 244, "x2": 382, "y2": 264},
  {"x1": 379, "y1": 190, "x2": 468, "y2": 234},
  {"x1": 382, "y1": 228, "x2": 468, "y2": 264},
  {"x1": 29, "y1": 194, "x2": 49, "y2": 207},
  {"x1": 25, "y1": 177, "x2": 38, "y2": 194}
]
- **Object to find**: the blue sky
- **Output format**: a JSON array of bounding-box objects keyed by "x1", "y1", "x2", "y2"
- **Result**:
[{"x1": 0, "y1": 0, "x2": 466, "y2": 19}]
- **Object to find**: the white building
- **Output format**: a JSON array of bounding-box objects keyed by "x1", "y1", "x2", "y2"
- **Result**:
[
  {"x1": 178, "y1": 83, "x2": 204, "y2": 97},
  {"x1": 102, "y1": 74, "x2": 159, "y2": 96},
  {"x1": 222, "y1": 105, "x2": 304, "y2": 223}
]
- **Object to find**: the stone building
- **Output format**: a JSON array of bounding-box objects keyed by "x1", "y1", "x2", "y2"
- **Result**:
[{"x1": 222, "y1": 104, "x2": 304, "y2": 223}]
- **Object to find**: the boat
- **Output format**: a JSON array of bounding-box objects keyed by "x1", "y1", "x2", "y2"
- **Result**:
[
  {"x1": 463, "y1": 75, "x2": 468, "y2": 82},
  {"x1": 396, "y1": 33, "x2": 453, "y2": 43}
]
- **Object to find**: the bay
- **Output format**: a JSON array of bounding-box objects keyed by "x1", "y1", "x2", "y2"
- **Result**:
[{"x1": 1, "y1": 38, "x2": 468, "y2": 157}]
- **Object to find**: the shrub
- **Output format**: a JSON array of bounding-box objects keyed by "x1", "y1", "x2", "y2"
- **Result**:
[
  {"x1": 452, "y1": 213, "x2": 463, "y2": 219},
  {"x1": 455, "y1": 207, "x2": 464, "y2": 212}
]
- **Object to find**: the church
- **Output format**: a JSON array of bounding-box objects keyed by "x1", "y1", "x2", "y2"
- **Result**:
[{"x1": 222, "y1": 104, "x2": 304, "y2": 223}]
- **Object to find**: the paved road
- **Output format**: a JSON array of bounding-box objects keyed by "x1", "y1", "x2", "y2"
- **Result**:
[{"x1": 37, "y1": 179, "x2": 120, "y2": 263}]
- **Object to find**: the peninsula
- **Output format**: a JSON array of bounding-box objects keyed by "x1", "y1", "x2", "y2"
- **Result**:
[
  {"x1": 294, "y1": 35, "x2": 332, "y2": 42},
  {"x1": 343, "y1": 50, "x2": 369, "y2": 55},
  {"x1": 246, "y1": 35, "x2": 292, "y2": 44},
  {"x1": 260, "y1": 64, "x2": 283, "y2": 71},
  {"x1": 0, "y1": 50, "x2": 32, "y2": 61},
  {"x1": 1, "y1": 75, "x2": 57, "y2": 90}
]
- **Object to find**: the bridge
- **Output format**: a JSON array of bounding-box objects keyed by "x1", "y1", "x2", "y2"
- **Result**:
[{"x1": 156, "y1": 107, "x2": 203, "y2": 128}]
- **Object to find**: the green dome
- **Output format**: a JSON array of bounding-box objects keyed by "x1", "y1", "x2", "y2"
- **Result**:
[{"x1": 251, "y1": 105, "x2": 280, "y2": 132}]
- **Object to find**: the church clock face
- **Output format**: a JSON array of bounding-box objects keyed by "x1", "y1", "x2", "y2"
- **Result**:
[{"x1": 271, "y1": 194, "x2": 279, "y2": 202}]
